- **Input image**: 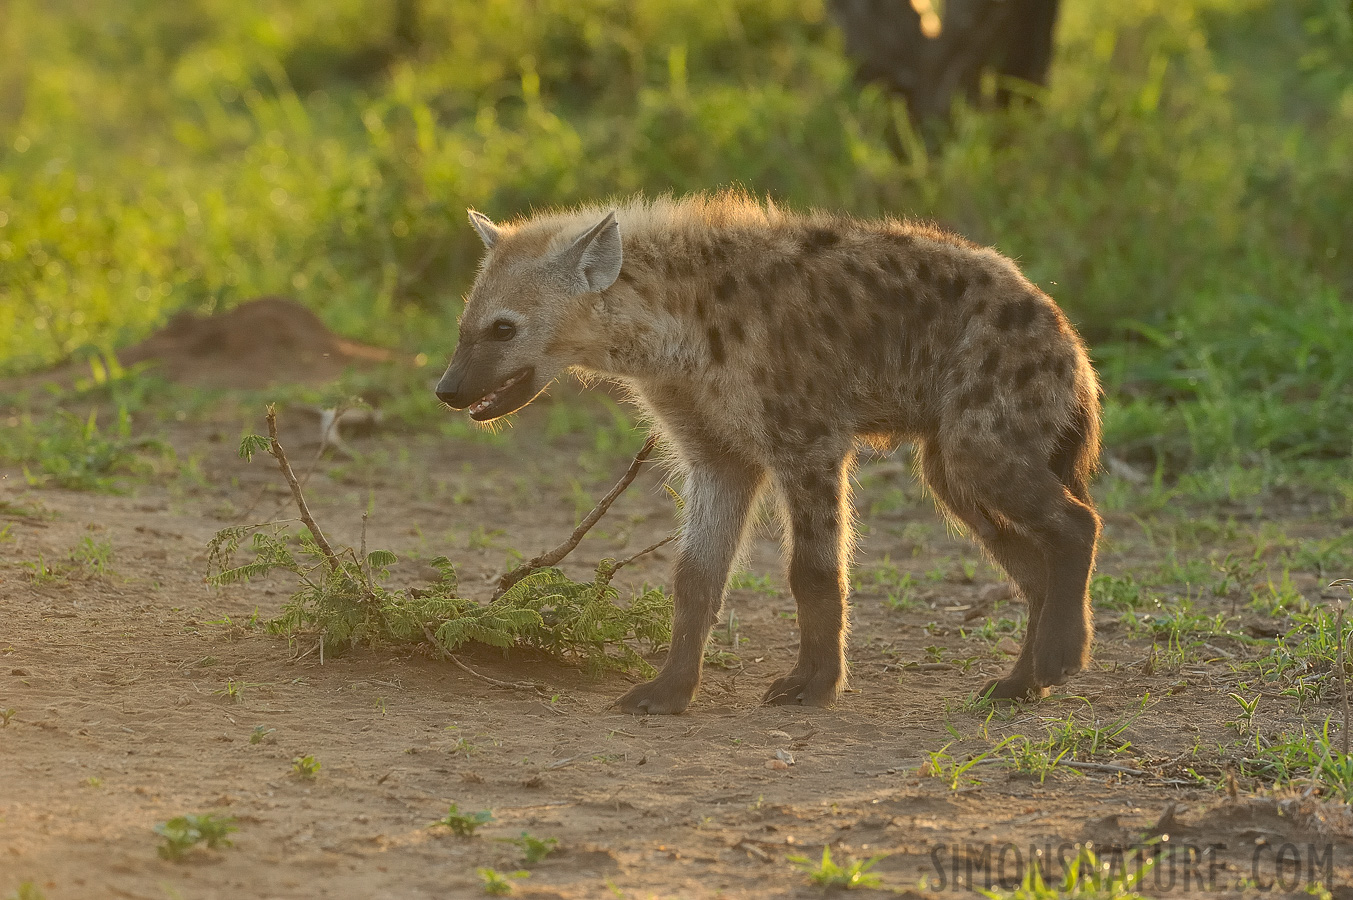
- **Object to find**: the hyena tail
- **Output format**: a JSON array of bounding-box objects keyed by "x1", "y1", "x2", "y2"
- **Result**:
[{"x1": 1049, "y1": 384, "x2": 1101, "y2": 504}]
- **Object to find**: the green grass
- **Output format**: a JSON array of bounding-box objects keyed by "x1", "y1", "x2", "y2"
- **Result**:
[
  {"x1": 788, "y1": 846, "x2": 887, "y2": 890},
  {"x1": 153, "y1": 813, "x2": 237, "y2": 861},
  {"x1": 0, "y1": 0, "x2": 1349, "y2": 484},
  {"x1": 978, "y1": 845, "x2": 1154, "y2": 900},
  {"x1": 432, "y1": 804, "x2": 492, "y2": 837}
]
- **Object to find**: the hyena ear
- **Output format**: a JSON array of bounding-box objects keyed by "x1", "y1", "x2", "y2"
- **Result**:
[
  {"x1": 562, "y1": 211, "x2": 622, "y2": 293},
  {"x1": 467, "y1": 209, "x2": 502, "y2": 250}
]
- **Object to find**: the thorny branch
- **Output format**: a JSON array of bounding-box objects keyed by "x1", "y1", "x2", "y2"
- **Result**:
[
  {"x1": 266, "y1": 405, "x2": 340, "y2": 572},
  {"x1": 422, "y1": 625, "x2": 547, "y2": 695},
  {"x1": 492, "y1": 434, "x2": 660, "y2": 600}
]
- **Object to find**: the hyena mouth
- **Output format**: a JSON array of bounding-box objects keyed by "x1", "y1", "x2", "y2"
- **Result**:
[{"x1": 467, "y1": 366, "x2": 535, "y2": 421}]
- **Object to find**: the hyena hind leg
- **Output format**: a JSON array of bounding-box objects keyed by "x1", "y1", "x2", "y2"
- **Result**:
[
  {"x1": 922, "y1": 448, "x2": 1050, "y2": 701},
  {"x1": 926, "y1": 445, "x2": 1100, "y2": 696}
]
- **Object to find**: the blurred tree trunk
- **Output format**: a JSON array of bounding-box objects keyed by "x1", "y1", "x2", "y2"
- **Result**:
[{"x1": 828, "y1": 0, "x2": 1060, "y2": 124}]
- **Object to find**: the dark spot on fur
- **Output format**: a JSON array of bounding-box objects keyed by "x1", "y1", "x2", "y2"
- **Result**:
[
  {"x1": 804, "y1": 421, "x2": 829, "y2": 442},
  {"x1": 974, "y1": 269, "x2": 992, "y2": 286},
  {"x1": 996, "y1": 296, "x2": 1040, "y2": 330},
  {"x1": 979, "y1": 348, "x2": 1001, "y2": 376},
  {"x1": 914, "y1": 298, "x2": 937, "y2": 325},
  {"x1": 941, "y1": 274, "x2": 968, "y2": 303},
  {"x1": 970, "y1": 298, "x2": 988, "y2": 317},
  {"x1": 715, "y1": 272, "x2": 738, "y2": 302},
  {"x1": 820, "y1": 313, "x2": 844, "y2": 340},
  {"x1": 915, "y1": 261, "x2": 932, "y2": 285},
  {"x1": 801, "y1": 227, "x2": 841, "y2": 254},
  {"x1": 880, "y1": 253, "x2": 906, "y2": 277},
  {"x1": 1014, "y1": 361, "x2": 1039, "y2": 388},
  {"x1": 617, "y1": 268, "x2": 635, "y2": 285},
  {"x1": 694, "y1": 296, "x2": 708, "y2": 322},
  {"x1": 707, "y1": 327, "x2": 725, "y2": 364},
  {"x1": 854, "y1": 265, "x2": 888, "y2": 303},
  {"x1": 957, "y1": 382, "x2": 994, "y2": 411},
  {"x1": 727, "y1": 318, "x2": 746, "y2": 343}
]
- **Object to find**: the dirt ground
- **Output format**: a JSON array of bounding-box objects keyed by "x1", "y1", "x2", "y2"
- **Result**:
[{"x1": 3, "y1": 306, "x2": 1352, "y2": 899}]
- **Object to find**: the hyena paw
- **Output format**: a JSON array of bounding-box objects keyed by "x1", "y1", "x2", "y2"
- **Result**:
[
  {"x1": 762, "y1": 669, "x2": 843, "y2": 707},
  {"x1": 612, "y1": 677, "x2": 697, "y2": 716},
  {"x1": 1031, "y1": 619, "x2": 1091, "y2": 687},
  {"x1": 980, "y1": 674, "x2": 1050, "y2": 703}
]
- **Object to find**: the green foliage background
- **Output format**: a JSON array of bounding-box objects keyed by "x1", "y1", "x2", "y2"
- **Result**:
[{"x1": 0, "y1": 0, "x2": 1350, "y2": 471}]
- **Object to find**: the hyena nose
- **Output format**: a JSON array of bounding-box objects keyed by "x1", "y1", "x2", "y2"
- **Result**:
[{"x1": 435, "y1": 370, "x2": 466, "y2": 408}]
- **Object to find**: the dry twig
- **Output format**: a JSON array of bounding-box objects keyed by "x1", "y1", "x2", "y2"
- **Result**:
[
  {"x1": 492, "y1": 434, "x2": 659, "y2": 600},
  {"x1": 421, "y1": 625, "x2": 546, "y2": 695},
  {"x1": 265, "y1": 406, "x2": 340, "y2": 571}
]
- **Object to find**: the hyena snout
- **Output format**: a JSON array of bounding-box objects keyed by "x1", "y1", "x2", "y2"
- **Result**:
[{"x1": 435, "y1": 357, "x2": 538, "y2": 422}]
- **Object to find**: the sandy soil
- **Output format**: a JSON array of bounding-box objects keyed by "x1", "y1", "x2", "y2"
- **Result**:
[{"x1": 3, "y1": 304, "x2": 1352, "y2": 899}]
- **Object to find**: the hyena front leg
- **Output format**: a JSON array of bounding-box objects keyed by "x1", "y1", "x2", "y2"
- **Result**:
[
  {"x1": 763, "y1": 454, "x2": 853, "y2": 707},
  {"x1": 613, "y1": 458, "x2": 764, "y2": 715}
]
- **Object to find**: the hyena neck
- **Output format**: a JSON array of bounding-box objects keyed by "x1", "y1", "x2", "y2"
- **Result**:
[{"x1": 559, "y1": 239, "x2": 701, "y2": 383}]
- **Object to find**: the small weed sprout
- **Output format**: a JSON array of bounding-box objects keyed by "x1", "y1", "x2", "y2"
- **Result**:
[
  {"x1": 71, "y1": 536, "x2": 113, "y2": 575},
  {"x1": 978, "y1": 844, "x2": 1154, "y2": 899},
  {"x1": 291, "y1": 755, "x2": 321, "y2": 779},
  {"x1": 1, "y1": 708, "x2": 15, "y2": 727},
  {"x1": 154, "y1": 813, "x2": 237, "y2": 861},
  {"x1": 477, "y1": 868, "x2": 528, "y2": 895},
  {"x1": 788, "y1": 846, "x2": 886, "y2": 889},
  {"x1": 5, "y1": 882, "x2": 46, "y2": 900},
  {"x1": 249, "y1": 726, "x2": 274, "y2": 744},
  {"x1": 501, "y1": 832, "x2": 559, "y2": 864},
  {"x1": 432, "y1": 804, "x2": 492, "y2": 836}
]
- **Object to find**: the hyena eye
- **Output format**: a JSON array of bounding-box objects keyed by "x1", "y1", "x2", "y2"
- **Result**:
[{"x1": 489, "y1": 319, "x2": 517, "y2": 341}]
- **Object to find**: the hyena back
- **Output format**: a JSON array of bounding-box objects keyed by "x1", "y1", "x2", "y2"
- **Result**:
[{"x1": 437, "y1": 193, "x2": 1101, "y2": 715}]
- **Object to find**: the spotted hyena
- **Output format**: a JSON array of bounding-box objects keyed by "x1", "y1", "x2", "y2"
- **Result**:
[{"x1": 436, "y1": 193, "x2": 1101, "y2": 715}]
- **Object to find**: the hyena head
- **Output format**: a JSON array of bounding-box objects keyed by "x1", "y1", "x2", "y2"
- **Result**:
[{"x1": 436, "y1": 208, "x2": 622, "y2": 421}]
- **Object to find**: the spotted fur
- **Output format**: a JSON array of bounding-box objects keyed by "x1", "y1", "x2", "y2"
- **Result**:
[{"x1": 437, "y1": 192, "x2": 1102, "y2": 714}]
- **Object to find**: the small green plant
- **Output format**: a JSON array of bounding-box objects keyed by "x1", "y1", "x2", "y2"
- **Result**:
[
  {"x1": 1, "y1": 708, "x2": 15, "y2": 727},
  {"x1": 213, "y1": 430, "x2": 673, "y2": 677},
  {"x1": 788, "y1": 846, "x2": 886, "y2": 889},
  {"x1": 477, "y1": 867, "x2": 528, "y2": 895},
  {"x1": 978, "y1": 844, "x2": 1154, "y2": 899},
  {"x1": 291, "y1": 755, "x2": 321, "y2": 779},
  {"x1": 1227, "y1": 692, "x2": 1260, "y2": 735},
  {"x1": 0, "y1": 405, "x2": 165, "y2": 492},
  {"x1": 501, "y1": 832, "x2": 559, "y2": 864},
  {"x1": 919, "y1": 741, "x2": 994, "y2": 790},
  {"x1": 153, "y1": 813, "x2": 237, "y2": 861},
  {"x1": 70, "y1": 535, "x2": 113, "y2": 575},
  {"x1": 5, "y1": 881, "x2": 46, "y2": 900},
  {"x1": 249, "y1": 725, "x2": 274, "y2": 744},
  {"x1": 22, "y1": 554, "x2": 62, "y2": 585},
  {"x1": 432, "y1": 804, "x2": 492, "y2": 836}
]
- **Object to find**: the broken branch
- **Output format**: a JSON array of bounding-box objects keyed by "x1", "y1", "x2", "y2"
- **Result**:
[
  {"x1": 492, "y1": 434, "x2": 659, "y2": 600},
  {"x1": 266, "y1": 405, "x2": 340, "y2": 572}
]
